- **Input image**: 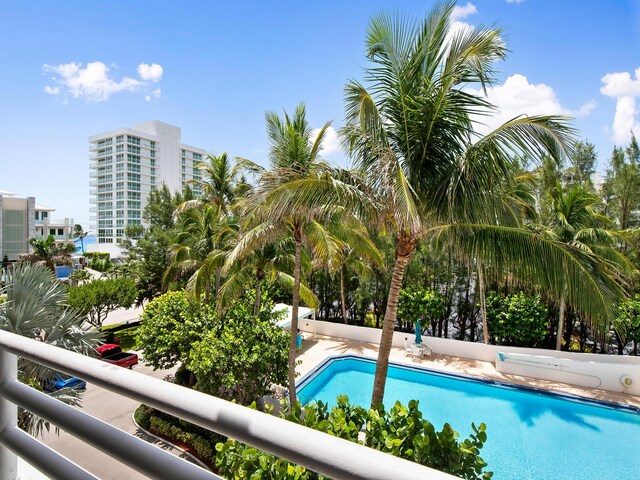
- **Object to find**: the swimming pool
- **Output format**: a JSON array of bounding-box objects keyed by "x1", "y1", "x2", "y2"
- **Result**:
[{"x1": 297, "y1": 355, "x2": 640, "y2": 480}]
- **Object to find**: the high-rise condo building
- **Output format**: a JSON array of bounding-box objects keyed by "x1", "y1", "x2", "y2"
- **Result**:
[{"x1": 89, "y1": 120, "x2": 206, "y2": 245}]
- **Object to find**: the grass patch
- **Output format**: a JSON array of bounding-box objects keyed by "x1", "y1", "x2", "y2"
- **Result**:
[{"x1": 102, "y1": 323, "x2": 139, "y2": 351}]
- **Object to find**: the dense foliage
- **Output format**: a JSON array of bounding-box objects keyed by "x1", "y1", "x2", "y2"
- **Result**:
[
  {"x1": 84, "y1": 252, "x2": 112, "y2": 272},
  {"x1": 613, "y1": 295, "x2": 640, "y2": 355},
  {"x1": 138, "y1": 290, "x2": 288, "y2": 404},
  {"x1": 397, "y1": 286, "x2": 446, "y2": 335},
  {"x1": 485, "y1": 291, "x2": 549, "y2": 347},
  {"x1": 215, "y1": 396, "x2": 491, "y2": 480},
  {"x1": 137, "y1": 291, "x2": 215, "y2": 372},
  {"x1": 67, "y1": 277, "x2": 137, "y2": 328},
  {"x1": 0, "y1": 263, "x2": 100, "y2": 435},
  {"x1": 187, "y1": 295, "x2": 289, "y2": 405}
]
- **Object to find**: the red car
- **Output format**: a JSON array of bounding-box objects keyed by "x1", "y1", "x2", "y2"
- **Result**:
[{"x1": 96, "y1": 344, "x2": 138, "y2": 369}]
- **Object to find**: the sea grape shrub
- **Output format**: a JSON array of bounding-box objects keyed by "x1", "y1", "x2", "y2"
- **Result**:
[
  {"x1": 397, "y1": 286, "x2": 446, "y2": 333},
  {"x1": 215, "y1": 396, "x2": 491, "y2": 479},
  {"x1": 136, "y1": 290, "x2": 215, "y2": 373},
  {"x1": 485, "y1": 291, "x2": 548, "y2": 347},
  {"x1": 187, "y1": 296, "x2": 289, "y2": 405}
]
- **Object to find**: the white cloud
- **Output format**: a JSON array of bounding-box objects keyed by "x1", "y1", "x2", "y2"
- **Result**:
[
  {"x1": 43, "y1": 62, "x2": 143, "y2": 102},
  {"x1": 601, "y1": 68, "x2": 640, "y2": 143},
  {"x1": 43, "y1": 85, "x2": 59, "y2": 95},
  {"x1": 506, "y1": 0, "x2": 525, "y2": 4},
  {"x1": 312, "y1": 126, "x2": 340, "y2": 155},
  {"x1": 452, "y1": 2, "x2": 477, "y2": 21},
  {"x1": 138, "y1": 63, "x2": 163, "y2": 82},
  {"x1": 466, "y1": 74, "x2": 596, "y2": 135},
  {"x1": 145, "y1": 88, "x2": 162, "y2": 102}
]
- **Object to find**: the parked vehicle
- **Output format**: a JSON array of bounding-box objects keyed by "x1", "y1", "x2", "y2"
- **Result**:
[
  {"x1": 96, "y1": 344, "x2": 138, "y2": 369},
  {"x1": 44, "y1": 372, "x2": 87, "y2": 392}
]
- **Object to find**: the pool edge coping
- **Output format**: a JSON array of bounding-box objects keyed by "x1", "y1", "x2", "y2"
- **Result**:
[{"x1": 296, "y1": 353, "x2": 640, "y2": 415}]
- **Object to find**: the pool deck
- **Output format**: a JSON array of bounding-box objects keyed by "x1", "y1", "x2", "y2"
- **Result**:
[{"x1": 296, "y1": 334, "x2": 640, "y2": 409}]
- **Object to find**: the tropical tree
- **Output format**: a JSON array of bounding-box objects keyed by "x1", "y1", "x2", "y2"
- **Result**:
[
  {"x1": 180, "y1": 152, "x2": 262, "y2": 214},
  {"x1": 164, "y1": 204, "x2": 237, "y2": 304},
  {"x1": 321, "y1": 218, "x2": 384, "y2": 324},
  {"x1": 0, "y1": 263, "x2": 101, "y2": 436},
  {"x1": 73, "y1": 224, "x2": 88, "y2": 254},
  {"x1": 26, "y1": 235, "x2": 75, "y2": 272},
  {"x1": 540, "y1": 183, "x2": 632, "y2": 349},
  {"x1": 220, "y1": 237, "x2": 318, "y2": 315},
  {"x1": 231, "y1": 103, "x2": 349, "y2": 404},
  {"x1": 341, "y1": 4, "x2": 625, "y2": 406}
]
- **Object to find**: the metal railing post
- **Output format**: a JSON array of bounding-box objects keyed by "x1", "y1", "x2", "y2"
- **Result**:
[{"x1": 0, "y1": 349, "x2": 18, "y2": 480}]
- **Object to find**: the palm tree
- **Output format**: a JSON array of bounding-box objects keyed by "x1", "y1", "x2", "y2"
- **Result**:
[
  {"x1": 341, "y1": 5, "x2": 625, "y2": 406},
  {"x1": 319, "y1": 218, "x2": 384, "y2": 324},
  {"x1": 180, "y1": 152, "x2": 262, "y2": 214},
  {"x1": 164, "y1": 205, "x2": 237, "y2": 304},
  {"x1": 73, "y1": 224, "x2": 88, "y2": 254},
  {"x1": 232, "y1": 103, "x2": 349, "y2": 404},
  {"x1": 541, "y1": 183, "x2": 633, "y2": 350},
  {"x1": 0, "y1": 263, "x2": 101, "y2": 436},
  {"x1": 220, "y1": 237, "x2": 318, "y2": 315},
  {"x1": 27, "y1": 235, "x2": 75, "y2": 272}
]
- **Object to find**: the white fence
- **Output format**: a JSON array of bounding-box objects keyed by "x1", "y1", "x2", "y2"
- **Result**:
[{"x1": 298, "y1": 319, "x2": 640, "y2": 396}]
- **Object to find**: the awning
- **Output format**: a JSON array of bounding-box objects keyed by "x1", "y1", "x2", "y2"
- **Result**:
[{"x1": 273, "y1": 303, "x2": 315, "y2": 329}]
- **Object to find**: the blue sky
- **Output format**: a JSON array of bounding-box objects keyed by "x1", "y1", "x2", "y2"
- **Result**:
[{"x1": 1, "y1": 0, "x2": 639, "y2": 228}]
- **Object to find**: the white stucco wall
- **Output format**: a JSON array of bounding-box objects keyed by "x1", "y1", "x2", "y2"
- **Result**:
[{"x1": 298, "y1": 319, "x2": 640, "y2": 395}]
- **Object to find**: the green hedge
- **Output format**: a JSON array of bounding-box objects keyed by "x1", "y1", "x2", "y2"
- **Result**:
[{"x1": 134, "y1": 405, "x2": 222, "y2": 465}]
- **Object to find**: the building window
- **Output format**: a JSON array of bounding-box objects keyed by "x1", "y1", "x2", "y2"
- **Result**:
[
  {"x1": 127, "y1": 135, "x2": 141, "y2": 145},
  {"x1": 116, "y1": 135, "x2": 124, "y2": 143},
  {"x1": 49, "y1": 228, "x2": 56, "y2": 235},
  {"x1": 57, "y1": 228, "x2": 64, "y2": 236}
]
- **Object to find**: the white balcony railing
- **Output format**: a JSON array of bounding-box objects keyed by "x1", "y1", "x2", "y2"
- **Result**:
[{"x1": 0, "y1": 330, "x2": 450, "y2": 480}]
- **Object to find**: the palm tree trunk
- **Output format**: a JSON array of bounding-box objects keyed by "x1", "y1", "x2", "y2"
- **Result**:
[
  {"x1": 254, "y1": 273, "x2": 262, "y2": 316},
  {"x1": 288, "y1": 235, "x2": 303, "y2": 405},
  {"x1": 556, "y1": 295, "x2": 566, "y2": 350},
  {"x1": 478, "y1": 260, "x2": 489, "y2": 344},
  {"x1": 204, "y1": 281, "x2": 210, "y2": 305},
  {"x1": 215, "y1": 268, "x2": 221, "y2": 299},
  {"x1": 371, "y1": 235, "x2": 415, "y2": 407},
  {"x1": 340, "y1": 267, "x2": 348, "y2": 325}
]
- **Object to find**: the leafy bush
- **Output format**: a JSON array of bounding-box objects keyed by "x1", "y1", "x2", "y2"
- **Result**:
[
  {"x1": 613, "y1": 294, "x2": 640, "y2": 354},
  {"x1": 136, "y1": 290, "x2": 288, "y2": 404},
  {"x1": 67, "y1": 277, "x2": 137, "y2": 328},
  {"x1": 135, "y1": 405, "x2": 221, "y2": 465},
  {"x1": 485, "y1": 291, "x2": 548, "y2": 347},
  {"x1": 137, "y1": 291, "x2": 215, "y2": 373},
  {"x1": 215, "y1": 396, "x2": 491, "y2": 480},
  {"x1": 85, "y1": 252, "x2": 112, "y2": 272},
  {"x1": 187, "y1": 296, "x2": 289, "y2": 405},
  {"x1": 134, "y1": 404, "x2": 152, "y2": 430},
  {"x1": 397, "y1": 286, "x2": 446, "y2": 332}
]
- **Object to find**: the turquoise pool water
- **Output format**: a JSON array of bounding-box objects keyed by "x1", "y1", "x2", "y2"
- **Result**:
[{"x1": 297, "y1": 356, "x2": 640, "y2": 480}]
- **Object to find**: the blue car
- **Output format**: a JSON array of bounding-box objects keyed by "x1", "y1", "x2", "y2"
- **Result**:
[{"x1": 44, "y1": 373, "x2": 87, "y2": 392}]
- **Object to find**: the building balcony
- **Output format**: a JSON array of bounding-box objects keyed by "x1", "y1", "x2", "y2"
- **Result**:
[{"x1": 0, "y1": 331, "x2": 443, "y2": 480}]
